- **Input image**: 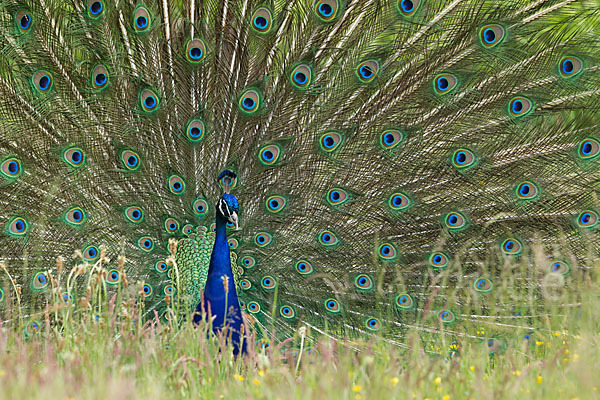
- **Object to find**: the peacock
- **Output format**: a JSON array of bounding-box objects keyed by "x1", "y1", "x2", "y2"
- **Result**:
[{"x1": 0, "y1": 0, "x2": 599, "y2": 354}]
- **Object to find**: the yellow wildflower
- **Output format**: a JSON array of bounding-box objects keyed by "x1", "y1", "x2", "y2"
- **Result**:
[
  {"x1": 573, "y1": 354, "x2": 579, "y2": 361},
  {"x1": 537, "y1": 376, "x2": 542, "y2": 384},
  {"x1": 434, "y1": 377, "x2": 442, "y2": 385},
  {"x1": 0, "y1": 370, "x2": 5, "y2": 377},
  {"x1": 443, "y1": 396, "x2": 450, "y2": 400},
  {"x1": 258, "y1": 370, "x2": 265, "y2": 377},
  {"x1": 353, "y1": 385, "x2": 362, "y2": 393},
  {"x1": 234, "y1": 374, "x2": 245, "y2": 382},
  {"x1": 469, "y1": 366, "x2": 475, "y2": 372},
  {"x1": 536, "y1": 341, "x2": 544, "y2": 346},
  {"x1": 513, "y1": 370, "x2": 521, "y2": 376},
  {"x1": 564, "y1": 349, "x2": 570, "y2": 354},
  {"x1": 253, "y1": 378, "x2": 261, "y2": 386},
  {"x1": 554, "y1": 332, "x2": 561, "y2": 337},
  {"x1": 390, "y1": 377, "x2": 399, "y2": 387}
]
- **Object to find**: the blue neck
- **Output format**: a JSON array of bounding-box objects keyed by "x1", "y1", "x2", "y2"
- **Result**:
[{"x1": 194, "y1": 214, "x2": 246, "y2": 355}]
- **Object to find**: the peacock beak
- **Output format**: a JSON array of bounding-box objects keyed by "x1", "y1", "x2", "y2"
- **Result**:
[{"x1": 229, "y1": 212, "x2": 239, "y2": 230}]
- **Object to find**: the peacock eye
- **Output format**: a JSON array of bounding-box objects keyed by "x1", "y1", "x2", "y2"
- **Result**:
[
  {"x1": 444, "y1": 212, "x2": 468, "y2": 230},
  {"x1": 88, "y1": 1, "x2": 104, "y2": 18},
  {"x1": 559, "y1": 56, "x2": 583, "y2": 78},
  {"x1": 354, "y1": 274, "x2": 374, "y2": 292},
  {"x1": 429, "y1": 252, "x2": 450, "y2": 269},
  {"x1": 64, "y1": 207, "x2": 86, "y2": 226},
  {"x1": 501, "y1": 237, "x2": 522, "y2": 255},
  {"x1": 32, "y1": 71, "x2": 53, "y2": 93},
  {"x1": 16, "y1": 10, "x2": 33, "y2": 33},
  {"x1": 395, "y1": 293, "x2": 414, "y2": 310},
  {"x1": 91, "y1": 65, "x2": 109, "y2": 89},
  {"x1": 314, "y1": 0, "x2": 340, "y2": 21},
  {"x1": 356, "y1": 60, "x2": 380, "y2": 83},
  {"x1": 433, "y1": 73, "x2": 458, "y2": 95},
  {"x1": 140, "y1": 89, "x2": 160, "y2": 113},
  {"x1": 380, "y1": 129, "x2": 404, "y2": 150},
  {"x1": 251, "y1": 6, "x2": 273, "y2": 33},
  {"x1": 258, "y1": 144, "x2": 281, "y2": 165},
  {"x1": 437, "y1": 309, "x2": 455, "y2": 324},
  {"x1": 279, "y1": 305, "x2": 295, "y2": 319},
  {"x1": 396, "y1": 0, "x2": 421, "y2": 17},
  {"x1": 577, "y1": 138, "x2": 599, "y2": 160},
  {"x1": 576, "y1": 210, "x2": 598, "y2": 228},
  {"x1": 132, "y1": 6, "x2": 151, "y2": 33},
  {"x1": 479, "y1": 24, "x2": 506, "y2": 48},
  {"x1": 186, "y1": 39, "x2": 207, "y2": 63},
  {"x1": 290, "y1": 64, "x2": 312, "y2": 89},
  {"x1": 168, "y1": 174, "x2": 185, "y2": 195},
  {"x1": 1, "y1": 158, "x2": 22, "y2": 179},
  {"x1": 388, "y1": 192, "x2": 411, "y2": 211},
  {"x1": 508, "y1": 96, "x2": 533, "y2": 118},
  {"x1": 451, "y1": 148, "x2": 476, "y2": 169},
  {"x1": 238, "y1": 88, "x2": 262, "y2": 114},
  {"x1": 254, "y1": 232, "x2": 273, "y2": 247},
  {"x1": 185, "y1": 119, "x2": 205, "y2": 142}
]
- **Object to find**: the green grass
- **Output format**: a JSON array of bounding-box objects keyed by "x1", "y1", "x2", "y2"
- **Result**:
[{"x1": 0, "y1": 283, "x2": 599, "y2": 400}]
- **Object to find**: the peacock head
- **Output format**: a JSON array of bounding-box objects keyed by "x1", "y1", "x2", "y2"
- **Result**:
[{"x1": 217, "y1": 194, "x2": 239, "y2": 229}]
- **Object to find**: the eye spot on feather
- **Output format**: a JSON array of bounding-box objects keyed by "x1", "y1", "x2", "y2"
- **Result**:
[
  {"x1": 124, "y1": 206, "x2": 144, "y2": 223},
  {"x1": 266, "y1": 195, "x2": 287, "y2": 213},
  {"x1": 433, "y1": 73, "x2": 458, "y2": 95},
  {"x1": 395, "y1": 294, "x2": 414, "y2": 310},
  {"x1": 388, "y1": 192, "x2": 411, "y2": 211},
  {"x1": 238, "y1": 88, "x2": 262, "y2": 114},
  {"x1": 380, "y1": 129, "x2": 404, "y2": 150},
  {"x1": 168, "y1": 174, "x2": 185, "y2": 195},
  {"x1": 577, "y1": 138, "x2": 599, "y2": 160},
  {"x1": 290, "y1": 64, "x2": 312, "y2": 89},
  {"x1": 0, "y1": 288, "x2": 4, "y2": 303},
  {"x1": 25, "y1": 320, "x2": 40, "y2": 337},
  {"x1": 138, "y1": 236, "x2": 155, "y2": 252},
  {"x1": 251, "y1": 7, "x2": 273, "y2": 33},
  {"x1": 155, "y1": 261, "x2": 168, "y2": 273},
  {"x1": 354, "y1": 274, "x2": 374, "y2": 292},
  {"x1": 106, "y1": 269, "x2": 120, "y2": 285},
  {"x1": 16, "y1": 10, "x2": 33, "y2": 33},
  {"x1": 501, "y1": 238, "x2": 522, "y2": 255},
  {"x1": 132, "y1": 6, "x2": 151, "y2": 33},
  {"x1": 31, "y1": 272, "x2": 49, "y2": 291},
  {"x1": 240, "y1": 255, "x2": 256, "y2": 269},
  {"x1": 515, "y1": 181, "x2": 539, "y2": 200},
  {"x1": 429, "y1": 252, "x2": 449, "y2": 269},
  {"x1": 1, "y1": 158, "x2": 22, "y2": 179},
  {"x1": 142, "y1": 284, "x2": 153, "y2": 297},
  {"x1": 508, "y1": 96, "x2": 533, "y2": 118},
  {"x1": 396, "y1": 0, "x2": 421, "y2": 17},
  {"x1": 437, "y1": 309, "x2": 455, "y2": 324},
  {"x1": 356, "y1": 60, "x2": 380, "y2": 84},
  {"x1": 559, "y1": 56, "x2": 583, "y2": 78},
  {"x1": 6, "y1": 217, "x2": 29, "y2": 237},
  {"x1": 247, "y1": 301, "x2": 261, "y2": 314},
  {"x1": 444, "y1": 212, "x2": 467, "y2": 230},
  {"x1": 473, "y1": 277, "x2": 493, "y2": 293},
  {"x1": 91, "y1": 65, "x2": 109, "y2": 89},
  {"x1": 140, "y1": 89, "x2": 160, "y2": 113},
  {"x1": 318, "y1": 230, "x2": 339, "y2": 247},
  {"x1": 365, "y1": 317, "x2": 381, "y2": 331},
  {"x1": 83, "y1": 245, "x2": 99, "y2": 261},
  {"x1": 121, "y1": 150, "x2": 140, "y2": 171},
  {"x1": 254, "y1": 232, "x2": 273, "y2": 247},
  {"x1": 576, "y1": 210, "x2": 598, "y2": 228},
  {"x1": 378, "y1": 243, "x2": 397, "y2": 260},
  {"x1": 261, "y1": 275, "x2": 276, "y2": 290},
  {"x1": 62, "y1": 147, "x2": 86, "y2": 168},
  {"x1": 549, "y1": 261, "x2": 571, "y2": 276},
  {"x1": 451, "y1": 148, "x2": 476, "y2": 169},
  {"x1": 295, "y1": 260, "x2": 314, "y2": 275},
  {"x1": 164, "y1": 218, "x2": 179, "y2": 234},
  {"x1": 258, "y1": 144, "x2": 281, "y2": 165},
  {"x1": 163, "y1": 285, "x2": 175, "y2": 296},
  {"x1": 240, "y1": 279, "x2": 251, "y2": 291},
  {"x1": 314, "y1": 0, "x2": 340, "y2": 21},
  {"x1": 324, "y1": 298, "x2": 341, "y2": 314},
  {"x1": 193, "y1": 198, "x2": 208, "y2": 216},
  {"x1": 479, "y1": 24, "x2": 506, "y2": 48},
  {"x1": 32, "y1": 71, "x2": 53, "y2": 93},
  {"x1": 186, "y1": 39, "x2": 207, "y2": 63},
  {"x1": 185, "y1": 119, "x2": 205, "y2": 142},
  {"x1": 88, "y1": 1, "x2": 104, "y2": 18},
  {"x1": 280, "y1": 305, "x2": 295, "y2": 319},
  {"x1": 319, "y1": 131, "x2": 344, "y2": 153},
  {"x1": 64, "y1": 207, "x2": 86, "y2": 226}
]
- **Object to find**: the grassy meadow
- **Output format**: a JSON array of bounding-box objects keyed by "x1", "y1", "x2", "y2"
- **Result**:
[{"x1": 0, "y1": 281, "x2": 599, "y2": 400}]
